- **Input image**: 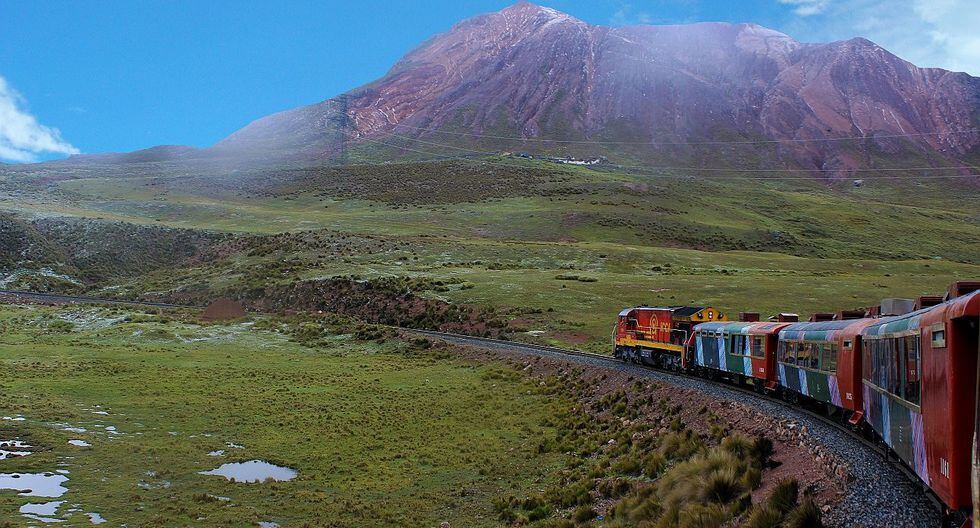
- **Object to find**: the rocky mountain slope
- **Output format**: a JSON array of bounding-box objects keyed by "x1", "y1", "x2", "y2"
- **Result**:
[{"x1": 210, "y1": 2, "x2": 979, "y2": 173}]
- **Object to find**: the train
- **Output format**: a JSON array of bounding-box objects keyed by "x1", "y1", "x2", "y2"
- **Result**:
[{"x1": 613, "y1": 281, "x2": 980, "y2": 526}]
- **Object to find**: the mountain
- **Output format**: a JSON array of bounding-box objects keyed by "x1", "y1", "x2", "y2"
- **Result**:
[{"x1": 209, "y1": 2, "x2": 980, "y2": 174}]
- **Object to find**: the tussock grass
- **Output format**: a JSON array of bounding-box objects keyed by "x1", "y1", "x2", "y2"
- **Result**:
[{"x1": 744, "y1": 479, "x2": 824, "y2": 528}]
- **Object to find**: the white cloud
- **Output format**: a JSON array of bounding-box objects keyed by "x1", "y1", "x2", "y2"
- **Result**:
[
  {"x1": 0, "y1": 76, "x2": 79, "y2": 163},
  {"x1": 777, "y1": 0, "x2": 830, "y2": 16},
  {"x1": 778, "y1": 0, "x2": 980, "y2": 75},
  {"x1": 610, "y1": 3, "x2": 653, "y2": 26}
]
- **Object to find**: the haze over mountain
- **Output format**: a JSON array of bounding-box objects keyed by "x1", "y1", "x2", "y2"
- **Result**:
[{"x1": 76, "y1": 3, "x2": 980, "y2": 173}]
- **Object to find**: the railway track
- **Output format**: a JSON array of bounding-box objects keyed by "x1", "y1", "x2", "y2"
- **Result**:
[
  {"x1": 0, "y1": 290, "x2": 946, "y2": 525},
  {"x1": 0, "y1": 289, "x2": 193, "y2": 309}
]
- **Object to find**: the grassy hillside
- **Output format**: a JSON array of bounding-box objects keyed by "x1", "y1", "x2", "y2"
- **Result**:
[{"x1": 1, "y1": 158, "x2": 978, "y2": 350}]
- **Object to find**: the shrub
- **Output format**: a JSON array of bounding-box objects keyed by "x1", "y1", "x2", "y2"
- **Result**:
[
  {"x1": 642, "y1": 452, "x2": 667, "y2": 478},
  {"x1": 572, "y1": 505, "x2": 596, "y2": 523},
  {"x1": 768, "y1": 479, "x2": 799, "y2": 514},
  {"x1": 784, "y1": 497, "x2": 823, "y2": 528},
  {"x1": 699, "y1": 466, "x2": 743, "y2": 503},
  {"x1": 744, "y1": 504, "x2": 784, "y2": 528},
  {"x1": 678, "y1": 503, "x2": 730, "y2": 528}
]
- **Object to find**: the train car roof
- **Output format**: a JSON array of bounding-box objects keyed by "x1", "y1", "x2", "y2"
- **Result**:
[
  {"x1": 780, "y1": 318, "x2": 878, "y2": 341},
  {"x1": 618, "y1": 306, "x2": 707, "y2": 316},
  {"x1": 863, "y1": 289, "x2": 979, "y2": 337},
  {"x1": 694, "y1": 321, "x2": 790, "y2": 335}
]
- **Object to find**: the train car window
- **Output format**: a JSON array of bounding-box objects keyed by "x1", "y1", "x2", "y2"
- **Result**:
[
  {"x1": 823, "y1": 343, "x2": 838, "y2": 373},
  {"x1": 804, "y1": 343, "x2": 819, "y2": 369},
  {"x1": 778, "y1": 341, "x2": 798, "y2": 364},
  {"x1": 751, "y1": 336, "x2": 764, "y2": 358},
  {"x1": 877, "y1": 340, "x2": 886, "y2": 390},
  {"x1": 890, "y1": 338, "x2": 900, "y2": 396},
  {"x1": 897, "y1": 338, "x2": 908, "y2": 402},
  {"x1": 904, "y1": 335, "x2": 921, "y2": 405},
  {"x1": 862, "y1": 339, "x2": 873, "y2": 381},
  {"x1": 875, "y1": 340, "x2": 886, "y2": 389},
  {"x1": 704, "y1": 333, "x2": 718, "y2": 356},
  {"x1": 931, "y1": 329, "x2": 946, "y2": 348}
]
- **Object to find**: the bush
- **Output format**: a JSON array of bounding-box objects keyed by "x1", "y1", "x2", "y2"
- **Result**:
[
  {"x1": 768, "y1": 479, "x2": 799, "y2": 514},
  {"x1": 658, "y1": 429, "x2": 703, "y2": 461},
  {"x1": 784, "y1": 497, "x2": 823, "y2": 528},
  {"x1": 571, "y1": 505, "x2": 596, "y2": 523},
  {"x1": 744, "y1": 504, "x2": 784, "y2": 528},
  {"x1": 678, "y1": 503, "x2": 730, "y2": 528},
  {"x1": 700, "y1": 466, "x2": 743, "y2": 503}
]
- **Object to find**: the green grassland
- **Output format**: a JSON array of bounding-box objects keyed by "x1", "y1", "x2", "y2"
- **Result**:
[
  {"x1": 0, "y1": 305, "x2": 567, "y2": 526},
  {"x1": 0, "y1": 305, "x2": 827, "y2": 528},
  {"x1": 120, "y1": 232, "x2": 975, "y2": 351},
  {"x1": 1, "y1": 158, "x2": 978, "y2": 351}
]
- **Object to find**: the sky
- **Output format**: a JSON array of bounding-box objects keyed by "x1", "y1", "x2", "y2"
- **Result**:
[{"x1": 2, "y1": 0, "x2": 978, "y2": 163}]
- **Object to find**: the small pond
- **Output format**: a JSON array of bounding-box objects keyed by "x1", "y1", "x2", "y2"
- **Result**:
[
  {"x1": 0, "y1": 472, "x2": 70, "y2": 497},
  {"x1": 199, "y1": 460, "x2": 297, "y2": 483}
]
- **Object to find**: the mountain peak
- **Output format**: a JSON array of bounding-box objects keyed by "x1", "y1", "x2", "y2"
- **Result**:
[
  {"x1": 476, "y1": 1, "x2": 585, "y2": 33},
  {"x1": 498, "y1": 2, "x2": 569, "y2": 19},
  {"x1": 213, "y1": 4, "x2": 979, "y2": 173}
]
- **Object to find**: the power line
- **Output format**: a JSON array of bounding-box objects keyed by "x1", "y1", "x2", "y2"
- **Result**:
[{"x1": 390, "y1": 122, "x2": 980, "y2": 146}]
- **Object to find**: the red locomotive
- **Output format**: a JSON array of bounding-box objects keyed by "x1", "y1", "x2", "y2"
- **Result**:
[
  {"x1": 613, "y1": 305, "x2": 728, "y2": 369},
  {"x1": 613, "y1": 281, "x2": 980, "y2": 524}
]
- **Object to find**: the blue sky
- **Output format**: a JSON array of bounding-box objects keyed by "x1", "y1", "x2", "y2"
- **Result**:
[{"x1": 2, "y1": 0, "x2": 977, "y2": 162}]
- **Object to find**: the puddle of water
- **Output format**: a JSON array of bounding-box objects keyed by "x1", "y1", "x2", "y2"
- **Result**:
[
  {"x1": 257, "y1": 522, "x2": 280, "y2": 528},
  {"x1": 226, "y1": 442, "x2": 243, "y2": 449},
  {"x1": 2, "y1": 416, "x2": 26, "y2": 422},
  {"x1": 53, "y1": 424, "x2": 87, "y2": 434},
  {"x1": 0, "y1": 472, "x2": 70, "y2": 497},
  {"x1": 68, "y1": 440, "x2": 91, "y2": 447},
  {"x1": 199, "y1": 461, "x2": 297, "y2": 483},
  {"x1": 208, "y1": 450, "x2": 225, "y2": 457},
  {"x1": 20, "y1": 501, "x2": 65, "y2": 523},
  {"x1": 20, "y1": 500, "x2": 63, "y2": 516},
  {"x1": 87, "y1": 512, "x2": 107, "y2": 524},
  {"x1": 0, "y1": 439, "x2": 33, "y2": 460}
]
